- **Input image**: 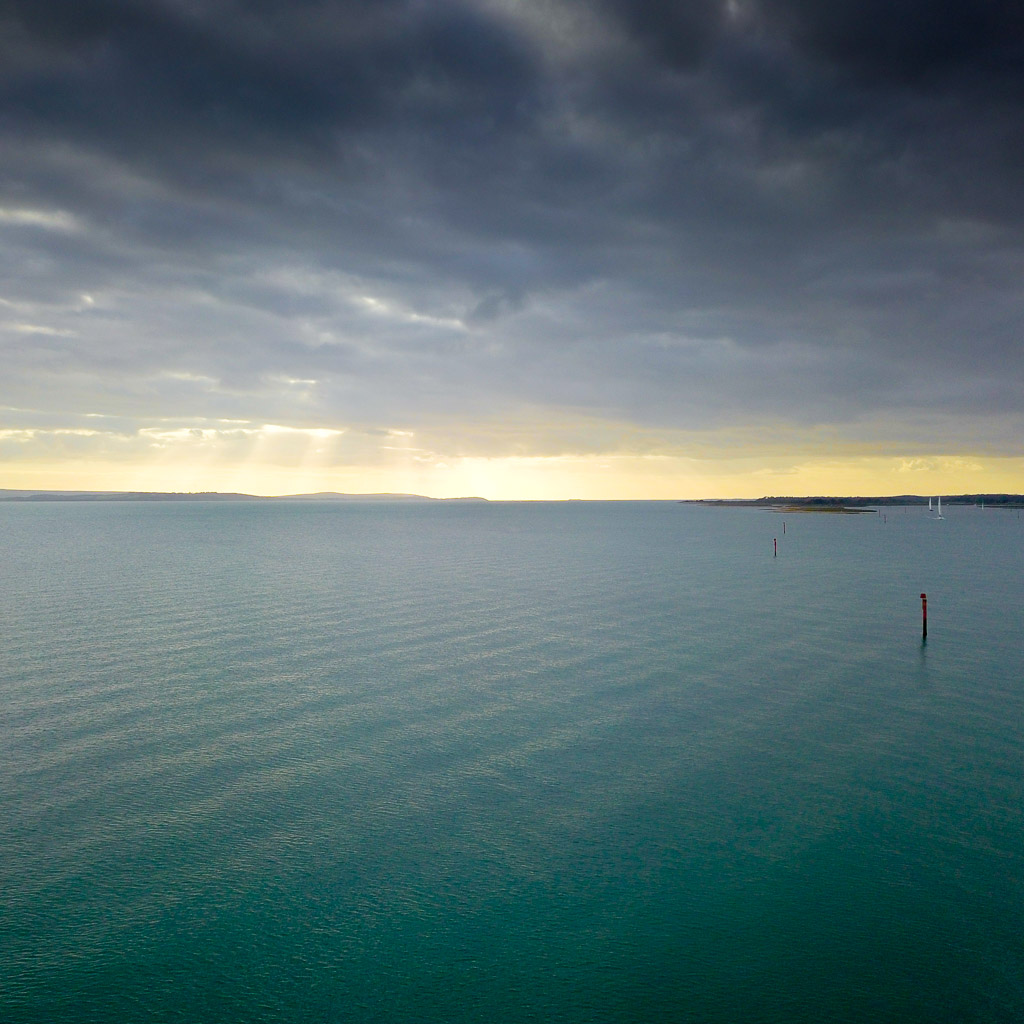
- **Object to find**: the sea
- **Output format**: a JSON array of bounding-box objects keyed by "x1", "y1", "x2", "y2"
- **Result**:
[{"x1": 2, "y1": 500, "x2": 1022, "y2": 1023}]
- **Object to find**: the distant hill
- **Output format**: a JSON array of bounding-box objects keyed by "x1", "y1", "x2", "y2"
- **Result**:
[
  {"x1": 268, "y1": 492, "x2": 487, "y2": 502},
  {"x1": 0, "y1": 489, "x2": 488, "y2": 502}
]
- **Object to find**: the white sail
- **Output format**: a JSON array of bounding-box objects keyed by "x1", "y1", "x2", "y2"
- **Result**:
[
  {"x1": 929, "y1": 498, "x2": 933, "y2": 512},
  {"x1": 937, "y1": 496, "x2": 943, "y2": 519}
]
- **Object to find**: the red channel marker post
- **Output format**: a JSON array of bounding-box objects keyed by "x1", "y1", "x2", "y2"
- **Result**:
[{"x1": 921, "y1": 593, "x2": 927, "y2": 640}]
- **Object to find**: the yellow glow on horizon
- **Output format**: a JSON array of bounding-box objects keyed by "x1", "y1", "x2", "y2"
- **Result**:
[{"x1": 3, "y1": 450, "x2": 1023, "y2": 499}]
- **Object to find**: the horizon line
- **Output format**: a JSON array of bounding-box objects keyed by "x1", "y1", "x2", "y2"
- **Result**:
[{"x1": 3, "y1": 488, "x2": 1023, "y2": 504}]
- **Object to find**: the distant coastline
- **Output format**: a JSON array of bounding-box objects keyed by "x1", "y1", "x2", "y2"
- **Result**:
[
  {"x1": 3, "y1": 490, "x2": 1022, "y2": 506},
  {"x1": 684, "y1": 494, "x2": 1024, "y2": 510},
  {"x1": 0, "y1": 489, "x2": 488, "y2": 503}
]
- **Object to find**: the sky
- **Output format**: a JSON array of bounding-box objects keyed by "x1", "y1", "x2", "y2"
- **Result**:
[{"x1": 1, "y1": 0, "x2": 1022, "y2": 499}]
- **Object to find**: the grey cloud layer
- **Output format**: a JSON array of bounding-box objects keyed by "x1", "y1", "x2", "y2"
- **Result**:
[{"x1": 2, "y1": 0, "x2": 1022, "y2": 455}]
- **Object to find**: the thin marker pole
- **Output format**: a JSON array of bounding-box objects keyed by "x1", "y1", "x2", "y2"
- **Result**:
[
  {"x1": 783, "y1": 521, "x2": 786, "y2": 534},
  {"x1": 774, "y1": 538, "x2": 777, "y2": 557},
  {"x1": 920, "y1": 592, "x2": 927, "y2": 640}
]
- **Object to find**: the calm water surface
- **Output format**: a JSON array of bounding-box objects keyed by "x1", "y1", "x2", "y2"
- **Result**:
[{"x1": 2, "y1": 501, "x2": 1023, "y2": 1022}]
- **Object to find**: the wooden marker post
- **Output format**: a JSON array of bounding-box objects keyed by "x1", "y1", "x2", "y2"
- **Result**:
[
  {"x1": 920, "y1": 593, "x2": 927, "y2": 640},
  {"x1": 774, "y1": 538, "x2": 777, "y2": 557}
]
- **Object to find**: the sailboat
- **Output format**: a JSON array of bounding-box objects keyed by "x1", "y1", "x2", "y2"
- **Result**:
[
  {"x1": 928, "y1": 498, "x2": 933, "y2": 514},
  {"x1": 936, "y1": 496, "x2": 944, "y2": 520}
]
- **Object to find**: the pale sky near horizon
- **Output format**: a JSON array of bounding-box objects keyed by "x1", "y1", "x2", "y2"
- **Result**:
[{"x1": 2, "y1": 0, "x2": 1023, "y2": 499}]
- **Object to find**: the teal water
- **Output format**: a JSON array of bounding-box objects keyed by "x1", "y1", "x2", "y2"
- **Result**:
[{"x1": 2, "y1": 500, "x2": 1022, "y2": 1022}]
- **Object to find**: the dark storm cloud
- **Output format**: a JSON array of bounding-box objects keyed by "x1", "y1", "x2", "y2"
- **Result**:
[
  {"x1": 772, "y1": 0, "x2": 1024, "y2": 86},
  {"x1": 600, "y1": 0, "x2": 726, "y2": 69},
  {"x1": 1, "y1": 0, "x2": 540, "y2": 154},
  {"x1": 1, "y1": 0, "x2": 1022, "y2": 455}
]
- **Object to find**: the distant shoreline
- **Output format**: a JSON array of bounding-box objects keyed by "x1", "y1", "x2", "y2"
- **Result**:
[
  {"x1": 2, "y1": 489, "x2": 1022, "y2": 506},
  {"x1": 684, "y1": 494, "x2": 1024, "y2": 509},
  {"x1": 0, "y1": 490, "x2": 488, "y2": 503}
]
